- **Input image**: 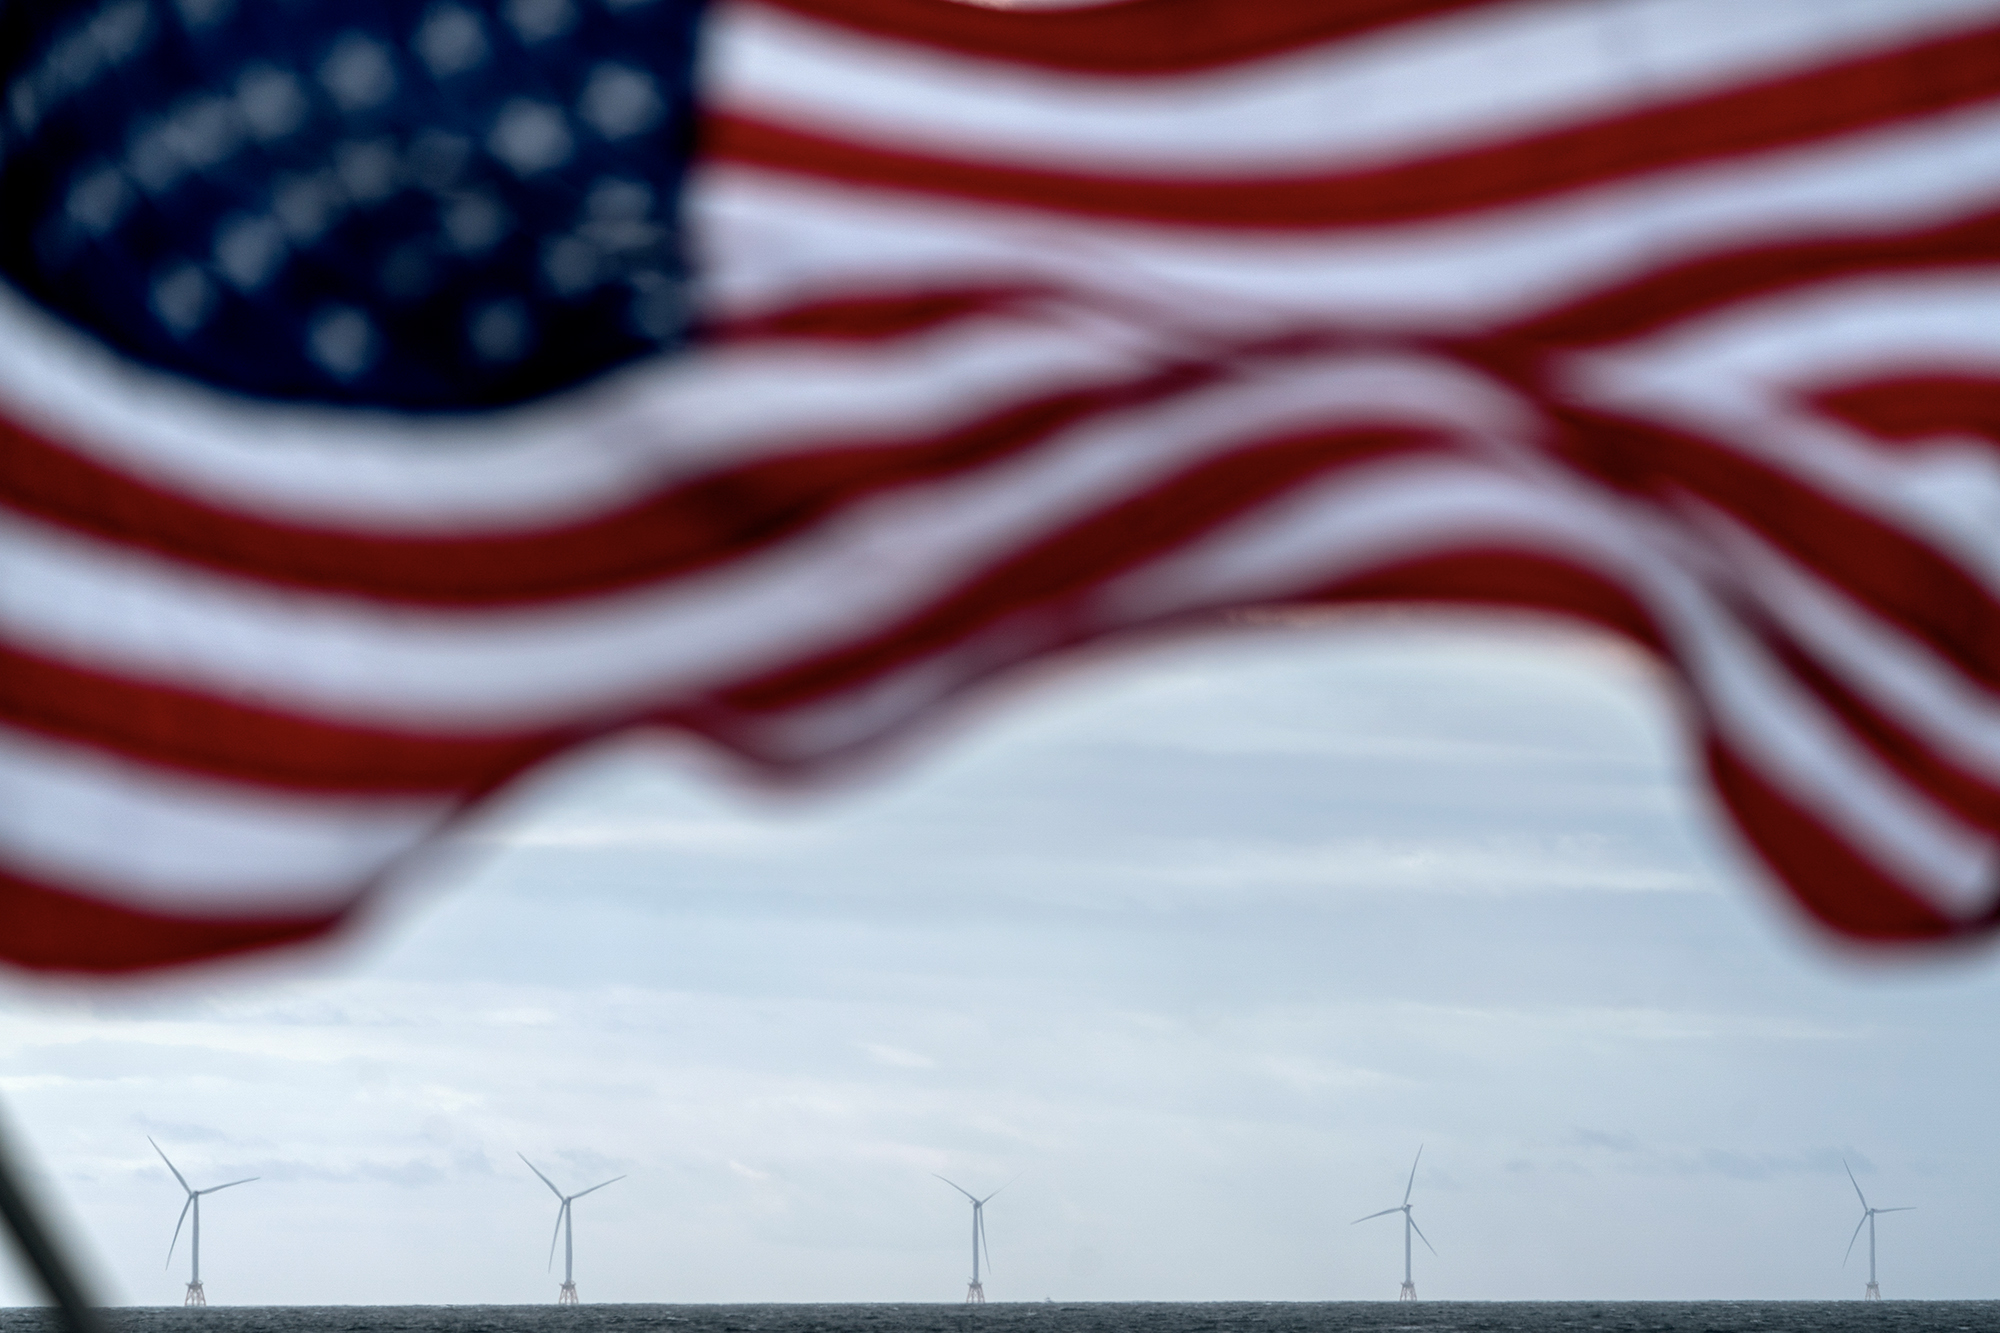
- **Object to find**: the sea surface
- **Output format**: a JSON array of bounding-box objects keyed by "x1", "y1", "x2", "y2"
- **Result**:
[{"x1": 0, "y1": 1305, "x2": 1994, "y2": 1333}]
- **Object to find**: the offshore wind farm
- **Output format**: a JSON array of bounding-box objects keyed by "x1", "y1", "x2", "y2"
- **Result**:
[
  {"x1": 102, "y1": 1141, "x2": 1953, "y2": 1315},
  {"x1": 45, "y1": 1305, "x2": 2000, "y2": 1333},
  {"x1": 49, "y1": 1305, "x2": 2000, "y2": 1333}
]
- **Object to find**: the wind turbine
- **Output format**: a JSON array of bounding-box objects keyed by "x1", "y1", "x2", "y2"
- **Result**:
[
  {"x1": 936, "y1": 1175, "x2": 1010, "y2": 1304},
  {"x1": 1843, "y1": 1159, "x2": 1913, "y2": 1301},
  {"x1": 1354, "y1": 1146, "x2": 1434, "y2": 1301},
  {"x1": 521, "y1": 1154, "x2": 624, "y2": 1305},
  {"x1": 151, "y1": 1138, "x2": 256, "y2": 1307}
]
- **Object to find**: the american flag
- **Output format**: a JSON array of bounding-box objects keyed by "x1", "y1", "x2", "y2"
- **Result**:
[{"x1": 1, "y1": 0, "x2": 1997, "y2": 971}]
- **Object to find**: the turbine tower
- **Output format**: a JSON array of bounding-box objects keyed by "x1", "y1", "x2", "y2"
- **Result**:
[
  {"x1": 936, "y1": 1175, "x2": 1007, "y2": 1304},
  {"x1": 1843, "y1": 1159, "x2": 1913, "y2": 1300},
  {"x1": 151, "y1": 1138, "x2": 256, "y2": 1307},
  {"x1": 521, "y1": 1154, "x2": 624, "y2": 1305},
  {"x1": 1354, "y1": 1146, "x2": 1435, "y2": 1301}
]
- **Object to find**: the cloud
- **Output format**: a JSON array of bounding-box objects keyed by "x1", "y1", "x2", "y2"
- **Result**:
[
  {"x1": 1252, "y1": 1054, "x2": 1396, "y2": 1092},
  {"x1": 250, "y1": 1157, "x2": 451, "y2": 1188},
  {"x1": 465, "y1": 817, "x2": 778, "y2": 850},
  {"x1": 860, "y1": 1043, "x2": 935, "y2": 1069},
  {"x1": 1357, "y1": 998, "x2": 1869, "y2": 1041},
  {"x1": 1136, "y1": 835, "x2": 1720, "y2": 898},
  {"x1": 1570, "y1": 1127, "x2": 1642, "y2": 1154},
  {"x1": 130, "y1": 1118, "x2": 233, "y2": 1145},
  {"x1": 1558, "y1": 1133, "x2": 1871, "y2": 1183}
]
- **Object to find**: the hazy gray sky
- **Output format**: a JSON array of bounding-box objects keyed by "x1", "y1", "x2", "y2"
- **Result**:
[{"x1": 1, "y1": 615, "x2": 1995, "y2": 1306}]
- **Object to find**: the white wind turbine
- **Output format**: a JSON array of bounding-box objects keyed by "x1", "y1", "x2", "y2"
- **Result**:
[
  {"x1": 1843, "y1": 1159, "x2": 1913, "y2": 1301},
  {"x1": 936, "y1": 1175, "x2": 1010, "y2": 1304},
  {"x1": 521, "y1": 1154, "x2": 625, "y2": 1305},
  {"x1": 1353, "y1": 1146, "x2": 1434, "y2": 1301},
  {"x1": 151, "y1": 1138, "x2": 256, "y2": 1307}
]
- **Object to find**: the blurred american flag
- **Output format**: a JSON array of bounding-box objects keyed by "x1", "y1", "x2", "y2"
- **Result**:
[{"x1": 1, "y1": 0, "x2": 1998, "y2": 969}]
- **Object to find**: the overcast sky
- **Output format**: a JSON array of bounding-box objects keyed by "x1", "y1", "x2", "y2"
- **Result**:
[{"x1": 1, "y1": 613, "x2": 1997, "y2": 1306}]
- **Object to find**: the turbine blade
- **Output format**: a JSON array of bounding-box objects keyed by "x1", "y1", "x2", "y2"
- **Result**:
[
  {"x1": 1844, "y1": 1159, "x2": 1869, "y2": 1212},
  {"x1": 1404, "y1": 1146, "x2": 1423, "y2": 1206},
  {"x1": 166, "y1": 1196, "x2": 192, "y2": 1269},
  {"x1": 1877, "y1": 1207, "x2": 1916, "y2": 1214},
  {"x1": 200, "y1": 1177, "x2": 258, "y2": 1194},
  {"x1": 934, "y1": 1175, "x2": 980, "y2": 1204},
  {"x1": 1410, "y1": 1215, "x2": 1438, "y2": 1256},
  {"x1": 519, "y1": 1153, "x2": 565, "y2": 1201},
  {"x1": 150, "y1": 1138, "x2": 191, "y2": 1195},
  {"x1": 547, "y1": 1201, "x2": 566, "y2": 1272},
  {"x1": 1351, "y1": 1208, "x2": 1401, "y2": 1224},
  {"x1": 1843, "y1": 1213, "x2": 1867, "y2": 1266},
  {"x1": 571, "y1": 1175, "x2": 625, "y2": 1200}
]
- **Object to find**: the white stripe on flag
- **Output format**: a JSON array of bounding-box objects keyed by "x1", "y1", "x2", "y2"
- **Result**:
[{"x1": 0, "y1": 723, "x2": 448, "y2": 909}]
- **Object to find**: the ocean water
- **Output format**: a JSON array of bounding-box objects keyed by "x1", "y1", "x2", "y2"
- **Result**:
[{"x1": 4, "y1": 1305, "x2": 1993, "y2": 1333}]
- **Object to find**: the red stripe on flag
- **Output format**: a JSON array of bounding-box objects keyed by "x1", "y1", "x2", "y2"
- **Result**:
[
  {"x1": 1302, "y1": 547, "x2": 1671, "y2": 659},
  {"x1": 749, "y1": 0, "x2": 1502, "y2": 75},
  {"x1": 1760, "y1": 623, "x2": 2000, "y2": 835},
  {"x1": 1704, "y1": 736, "x2": 1961, "y2": 941},
  {"x1": 1812, "y1": 375, "x2": 2000, "y2": 450},
  {"x1": 705, "y1": 285, "x2": 1045, "y2": 342},
  {"x1": 0, "y1": 642, "x2": 562, "y2": 794},
  {"x1": 0, "y1": 867, "x2": 345, "y2": 974}
]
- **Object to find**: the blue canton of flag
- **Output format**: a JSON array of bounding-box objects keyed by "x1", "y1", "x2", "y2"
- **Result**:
[{"x1": 0, "y1": 0, "x2": 704, "y2": 410}]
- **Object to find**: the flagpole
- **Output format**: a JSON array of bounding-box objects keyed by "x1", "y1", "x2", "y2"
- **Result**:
[{"x1": 0, "y1": 1111, "x2": 102, "y2": 1333}]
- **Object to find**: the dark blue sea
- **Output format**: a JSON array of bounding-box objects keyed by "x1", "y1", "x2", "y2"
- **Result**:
[{"x1": 6, "y1": 1305, "x2": 1995, "y2": 1333}]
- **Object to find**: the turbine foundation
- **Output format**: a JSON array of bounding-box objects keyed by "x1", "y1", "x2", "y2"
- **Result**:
[
  {"x1": 966, "y1": 1281, "x2": 985, "y2": 1304},
  {"x1": 1864, "y1": 1283, "x2": 1880, "y2": 1301},
  {"x1": 184, "y1": 1282, "x2": 206, "y2": 1307},
  {"x1": 1398, "y1": 1282, "x2": 1416, "y2": 1302},
  {"x1": 558, "y1": 1282, "x2": 579, "y2": 1305}
]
